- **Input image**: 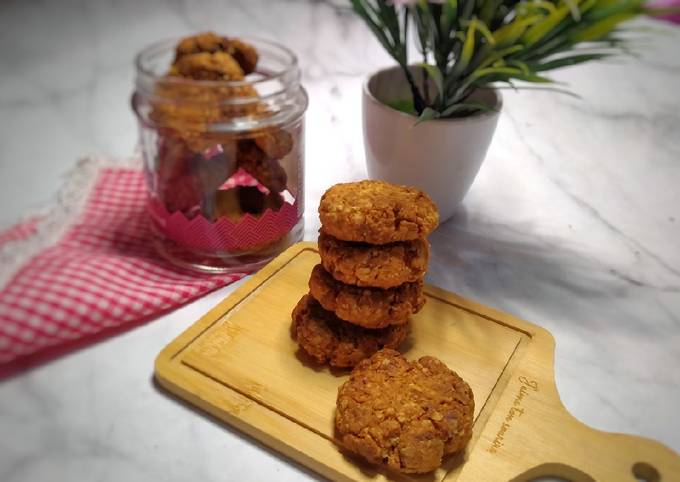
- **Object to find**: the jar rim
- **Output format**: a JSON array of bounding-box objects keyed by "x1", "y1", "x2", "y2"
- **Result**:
[
  {"x1": 132, "y1": 35, "x2": 308, "y2": 132},
  {"x1": 134, "y1": 35, "x2": 300, "y2": 90}
]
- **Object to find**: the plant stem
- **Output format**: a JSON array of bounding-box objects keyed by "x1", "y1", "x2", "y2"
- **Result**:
[
  {"x1": 422, "y1": 54, "x2": 431, "y2": 105},
  {"x1": 401, "y1": 65, "x2": 427, "y2": 114}
]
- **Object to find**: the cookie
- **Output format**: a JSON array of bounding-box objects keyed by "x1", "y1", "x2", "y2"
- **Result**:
[
  {"x1": 308, "y1": 264, "x2": 424, "y2": 329},
  {"x1": 151, "y1": 34, "x2": 265, "y2": 146},
  {"x1": 319, "y1": 180, "x2": 439, "y2": 244},
  {"x1": 318, "y1": 231, "x2": 429, "y2": 289},
  {"x1": 237, "y1": 186, "x2": 284, "y2": 215},
  {"x1": 335, "y1": 349, "x2": 474, "y2": 474},
  {"x1": 170, "y1": 51, "x2": 245, "y2": 81},
  {"x1": 156, "y1": 135, "x2": 203, "y2": 213},
  {"x1": 223, "y1": 37, "x2": 259, "y2": 74},
  {"x1": 174, "y1": 32, "x2": 259, "y2": 75},
  {"x1": 174, "y1": 32, "x2": 227, "y2": 59},
  {"x1": 211, "y1": 188, "x2": 243, "y2": 222},
  {"x1": 291, "y1": 295, "x2": 410, "y2": 368},
  {"x1": 237, "y1": 139, "x2": 287, "y2": 193},
  {"x1": 150, "y1": 80, "x2": 262, "y2": 138},
  {"x1": 254, "y1": 129, "x2": 294, "y2": 160}
]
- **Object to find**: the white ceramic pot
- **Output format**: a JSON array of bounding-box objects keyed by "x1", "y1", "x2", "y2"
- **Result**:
[{"x1": 363, "y1": 65, "x2": 502, "y2": 222}]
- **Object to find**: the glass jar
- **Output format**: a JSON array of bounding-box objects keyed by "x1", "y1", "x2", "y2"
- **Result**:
[{"x1": 132, "y1": 36, "x2": 307, "y2": 273}]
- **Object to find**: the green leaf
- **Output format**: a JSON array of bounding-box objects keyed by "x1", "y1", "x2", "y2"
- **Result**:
[
  {"x1": 451, "y1": 17, "x2": 480, "y2": 76},
  {"x1": 519, "y1": 31, "x2": 574, "y2": 61},
  {"x1": 376, "y1": 0, "x2": 401, "y2": 46},
  {"x1": 511, "y1": 72, "x2": 555, "y2": 83},
  {"x1": 350, "y1": 0, "x2": 640, "y2": 112},
  {"x1": 350, "y1": 0, "x2": 398, "y2": 57},
  {"x1": 572, "y1": 12, "x2": 638, "y2": 42},
  {"x1": 531, "y1": 53, "x2": 609, "y2": 71},
  {"x1": 478, "y1": 44, "x2": 524, "y2": 70},
  {"x1": 386, "y1": 98, "x2": 416, "y2": 115},
  {"x1": 585, "y1": 0, "x2": 643, "y2": 22},
  {"x1": 414, "y1": 107, "x2": 441, "y2": 125},
  {"x1": 522, "y1": 3, "x2": 574, "y2": 47},
  {"x1": 492, "y1": 15, "x2": 543, "y2": 47},
  {"x1": 440, "y1": 100, "x2": 497, "y2": 117},
  {"x1": 474, "y1": 18, "x2": 497, "y2": 46},
  {"x1": 530, "y1": 1, "x2": 558, "y2": 14},
  {"x1": 507, "y1": 59, "x2": 530, "y2": 75},
  {"x1": 490, "y1": 85, "x2": 581, "y2": 98},
  {"x1": 419, "y1": 63, "x2": 444, "y2": 98},
  {"x1": 479, "y1": 0, "x2": 501, "y2": 25},
  {"x1": 470, "y1": 66, "x2": 524, "y2": 81},
  {"x1": 578, "y1": 0, "x2": 599, "y2": 16},
  {"x1": 564, "y1": 0, "x2": 582, "y2": 20},
  {"x1": 412, "y1": 2, "x2": 432, "y2": 53},
  {"x1": 441, "y1": 0, "x2": 458, "y2": 33}
]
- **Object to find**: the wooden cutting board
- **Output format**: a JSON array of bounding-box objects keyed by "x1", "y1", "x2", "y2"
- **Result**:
[{"x1": 155, "y1": 242, "x2": 680, "y2": 482}]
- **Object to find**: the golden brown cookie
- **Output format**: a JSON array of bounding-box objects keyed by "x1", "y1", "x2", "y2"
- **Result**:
[
  {"x1": 291, "y1": 295, "x2": 409, "y2": 368},
  {"x1": 173, "y1": 32, "x2": 258, "y2": 75},
  {"x1": 319, "y1": 180, "x2": 439, "y2": 244},
  {"x1": 318, "y1": 231, "x2": 429, "y2": 289},
  {"x1": 237, "y1": 139, "x2": 288, "y2": 193},
  {"x1": 212, "y1": 188, "x2": 243, "y2": 222},
  {"x1": 170, "y1": 51, "x2": 244, "y2": 81},
  {"x1": 175, "y1": 32, "x2": 226, "y2": 59},
  {"x1": 254, "y1": 129, "x2": 294, "y2": 160},
  {"x1": 151, "y1": 34, "x2": 265, "y2": 147},
  {"x1": 211, "y1": 187, "x2": 284, "y2": 222},
  {"x1": 308, "y1": 264, "x2": 424, "y2": 329},
  {"x1": 335, "y1": 349, "x2": 474, "y2": 474},
  {"x1": 150, "y1": 80, "x2": 262, "y2": 139},
  {"x1": 223, "y1": 37, "x2": 259, "y2": 74}
]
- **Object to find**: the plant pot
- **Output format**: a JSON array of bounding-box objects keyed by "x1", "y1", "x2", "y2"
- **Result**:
[{"x1": 363, "y1": 65, "x2": 502, "y2": 222}]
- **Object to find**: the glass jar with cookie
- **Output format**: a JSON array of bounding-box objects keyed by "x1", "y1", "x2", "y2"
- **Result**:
[{"x1": 132, "y1": 33, "x2": 307, "y2": 273}]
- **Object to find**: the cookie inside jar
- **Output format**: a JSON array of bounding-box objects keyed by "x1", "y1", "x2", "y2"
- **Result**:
[{"x1": 133, "y1": 32, "x2": 307, "y2": 272}]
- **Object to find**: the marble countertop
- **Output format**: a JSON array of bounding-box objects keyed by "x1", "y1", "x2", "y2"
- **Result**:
[{"x1": 1, "y1": 1, "x2": 680, "y2": 481}]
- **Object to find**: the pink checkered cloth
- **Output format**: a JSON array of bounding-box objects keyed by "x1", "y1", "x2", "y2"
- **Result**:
[{"x1": 0, "y1": 157, "x2": 246, "y2": 377}]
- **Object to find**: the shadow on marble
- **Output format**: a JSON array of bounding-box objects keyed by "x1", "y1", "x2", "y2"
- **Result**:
[{"x1": 427, "y1": 206, "x2": 679, "y2": 333}]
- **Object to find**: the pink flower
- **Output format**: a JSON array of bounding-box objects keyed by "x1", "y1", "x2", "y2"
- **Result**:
[{"x1": 648, "y1": 0, "x2": 680, "y2": 24}]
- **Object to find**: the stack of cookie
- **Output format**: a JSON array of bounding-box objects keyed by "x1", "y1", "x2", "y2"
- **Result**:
[{"x1": 292, "y1": 180, "x2": 439, "y2": 368}]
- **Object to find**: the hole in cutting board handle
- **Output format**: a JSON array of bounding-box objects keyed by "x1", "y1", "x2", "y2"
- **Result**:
[
  {"x1": 528, "y1": 478, "x2": 571, "y2": 481},
  {"x1": 632, "y1": 462, "x2": 660, "y2": 482},
  {"x1": 518, "y1": 463, "x2": 595, "y2": 482}
]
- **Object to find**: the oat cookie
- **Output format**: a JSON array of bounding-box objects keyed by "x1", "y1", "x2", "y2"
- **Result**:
[
  {"x1": 318, "y1": 231, "x2": 429, "y2": 289},
  {"x1": 223, "y1": 37, "x2": 259, "y2": 74},
  {"x1": 291, "y1": 295, "x2": 410, "y2": 368},
  {"x1": 174, "y1": 32, "x2": 259, "y2": 74},
  {"x1": 254, "y1": 129, "x2": 294, "y2": 160},
  {"x1": 308, "y1": 264, "x2": 424, "y2": 329},
  {"x1": 175, "y1": 32, "x2": 227, "y2": 59},
  {"x1": 170, "y1": 51, "x2": 245, "y2": 81},
  {"x1": 319, "y1": 180, "x2": 439, "y2": 244},
  {"x1": 335, "y1": 349, "x2": 474, "y2": 474},
  {"x1": 237, "y1": 140, "x2": 288, "y2": 193}
]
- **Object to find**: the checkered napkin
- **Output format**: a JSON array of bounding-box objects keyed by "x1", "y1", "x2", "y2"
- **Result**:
[{"x1": 0, "y1": 157, "x2": 246, "y2": 377}]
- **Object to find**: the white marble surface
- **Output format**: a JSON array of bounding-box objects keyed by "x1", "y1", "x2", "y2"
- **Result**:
[{"x1": 1, "y1": 1, "x2": 680, "y2": 481}]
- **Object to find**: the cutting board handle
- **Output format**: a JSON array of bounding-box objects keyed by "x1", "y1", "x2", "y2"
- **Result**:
[
  {"x1": 511, "y1": 419, "x2": 680, "y2": 482},
  {"x1": 472, "y1": 327, "x2": 680, "y2": 482},
  {"x1": 500, "y1": 341, "x2": 680, "y2": 482}
]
